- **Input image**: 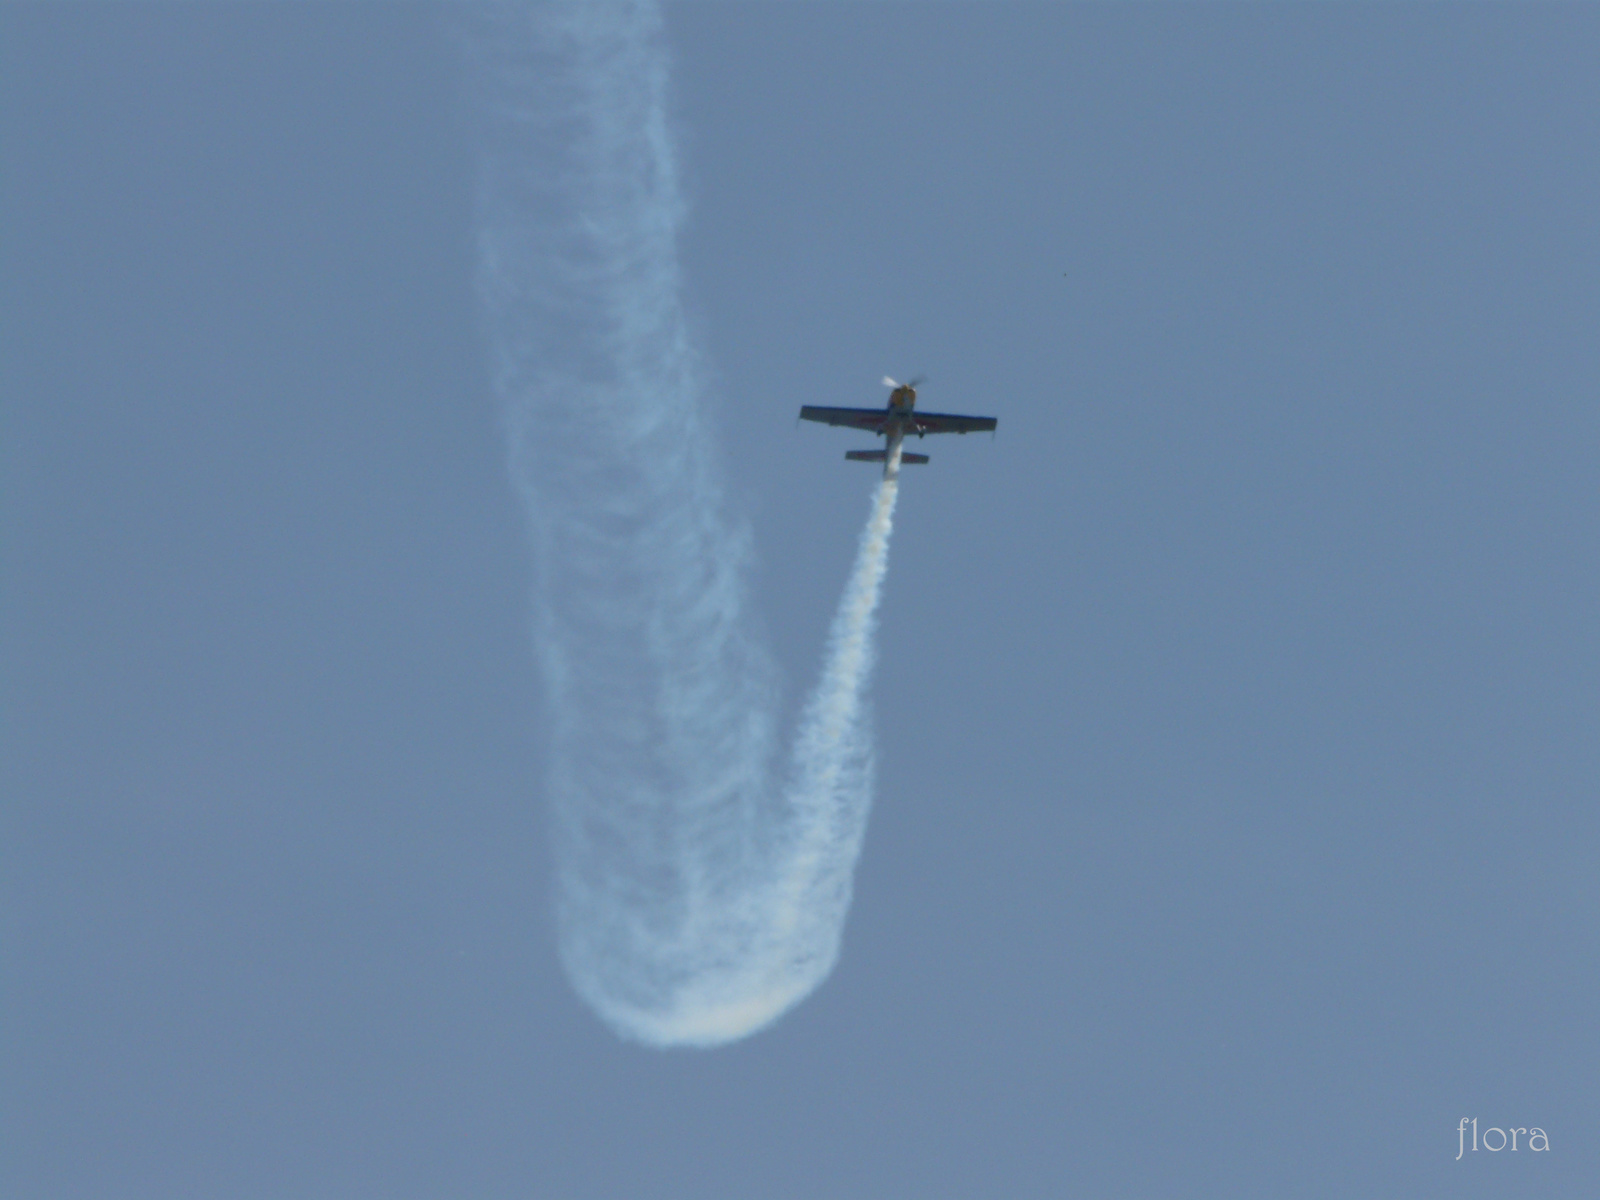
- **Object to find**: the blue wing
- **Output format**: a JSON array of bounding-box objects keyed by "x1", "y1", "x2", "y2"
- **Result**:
[{"x1": 799, "y1": 405, "x2": 890, "y2": 431}]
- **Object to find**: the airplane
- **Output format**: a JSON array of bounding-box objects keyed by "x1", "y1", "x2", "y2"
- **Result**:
[{"x1": 798, "y1": 377, "x2": 998, "y2": 480}]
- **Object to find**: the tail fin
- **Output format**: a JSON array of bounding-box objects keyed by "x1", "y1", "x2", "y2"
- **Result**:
[{"x1": 845, "y1": 449, "x2": 929, "y2": 465}]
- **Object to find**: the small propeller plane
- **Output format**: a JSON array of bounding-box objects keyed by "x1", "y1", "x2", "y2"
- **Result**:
[{"x1": 799, "y1": 377, "x2": 998, "y2": 480}]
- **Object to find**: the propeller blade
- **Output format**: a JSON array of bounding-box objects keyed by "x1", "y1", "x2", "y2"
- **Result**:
[{"x1": 882, "y1": 375, "x2": 899, "y2": 389}]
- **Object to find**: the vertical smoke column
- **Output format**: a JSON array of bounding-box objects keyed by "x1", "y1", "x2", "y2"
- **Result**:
[{"x1": 466, "y1": 1, "x2": 896, "y2": 1046}]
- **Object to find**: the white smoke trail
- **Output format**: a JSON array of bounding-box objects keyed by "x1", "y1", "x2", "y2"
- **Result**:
[{"x1": 464, "y1": 1, "x2": 900, "y2": 1047}]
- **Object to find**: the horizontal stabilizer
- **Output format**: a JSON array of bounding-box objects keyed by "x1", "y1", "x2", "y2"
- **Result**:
[{"x1": 845, "y1": 450, "x2": 928, "y2": 465}]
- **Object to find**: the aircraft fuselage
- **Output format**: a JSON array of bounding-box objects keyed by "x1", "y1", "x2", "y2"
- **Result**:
[{"x1": 879, "y1": 386, "x2": 918, "y2": 480}]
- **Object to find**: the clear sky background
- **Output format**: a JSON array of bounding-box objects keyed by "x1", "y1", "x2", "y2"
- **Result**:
[{"x1": 4, "y1": 4, "x2": 1596, "y2": 1198}]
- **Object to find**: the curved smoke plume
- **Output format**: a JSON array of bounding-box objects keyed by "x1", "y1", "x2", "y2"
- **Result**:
[{"x1": 465, "y1": 1, "x2": 898, "y2": 1046}]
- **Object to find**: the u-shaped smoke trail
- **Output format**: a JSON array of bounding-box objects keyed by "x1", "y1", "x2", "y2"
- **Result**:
[{"x1": 465, "y1": 1, "x2": 897, "y2": 1046}]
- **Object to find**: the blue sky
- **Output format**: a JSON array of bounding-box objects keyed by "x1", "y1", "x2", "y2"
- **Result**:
[{"x1": 5, "y1": 4, "x2": 1596, "y2": 1197}]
